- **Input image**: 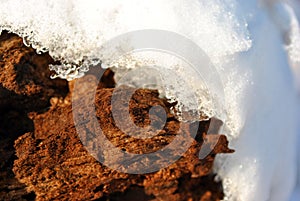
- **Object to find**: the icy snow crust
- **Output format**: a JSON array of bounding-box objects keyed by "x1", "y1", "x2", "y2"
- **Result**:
[{"x1": 1, "y1": 0, "x2": 300, "y2": 201}]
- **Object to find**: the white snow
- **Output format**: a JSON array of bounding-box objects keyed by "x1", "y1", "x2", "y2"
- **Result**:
[
  {"x1": 215, "y1": 2, "x2": 300, "y2": 200},
  {"x1": 0, "y1": 0, "x2": 300, "y2": 201}
]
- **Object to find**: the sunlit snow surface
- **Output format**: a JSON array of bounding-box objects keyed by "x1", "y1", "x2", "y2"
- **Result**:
[{"x1": 1, "y1": 0, "x2": 300, "y2": 201}]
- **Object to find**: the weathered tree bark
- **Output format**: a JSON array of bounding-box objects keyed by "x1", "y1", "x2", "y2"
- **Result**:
[{"x1": 0, "y1": 32, "x2": 233, "y2": 201}]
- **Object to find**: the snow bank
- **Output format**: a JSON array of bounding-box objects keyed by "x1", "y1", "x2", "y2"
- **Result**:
[
  {"x1": 215, "y1": 3, "x2": 300, "y2": 201},
  {"x1": 0, "y1": 0, "x2": 251, "y2": 80},
  {"x1": 0, "y1": 0, "x2": 299, "y2": 201}
]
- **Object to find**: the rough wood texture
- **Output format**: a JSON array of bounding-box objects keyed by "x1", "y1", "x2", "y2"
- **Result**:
[{"x1": 0, "y1": 32, "x2": 234, "y2": 201}]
